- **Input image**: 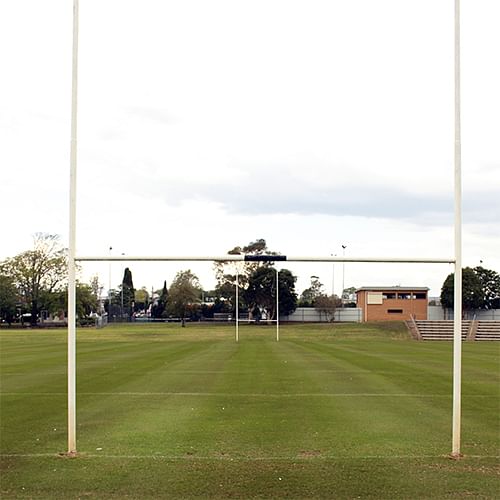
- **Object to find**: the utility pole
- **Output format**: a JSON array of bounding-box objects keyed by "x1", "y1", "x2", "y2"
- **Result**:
[
  {"x1": 108, "y1": 246, "x2": 112, "y2": 318},
  {"x1": 331, "y1": 253, "x2": 336, "y2": 297},
  {"x1": 341, "y1": 245, "x2": 347, "y2": 307}
]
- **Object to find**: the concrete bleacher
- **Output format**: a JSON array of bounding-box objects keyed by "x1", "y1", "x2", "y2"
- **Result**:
[
  {"x1": 406, "y1": 320, "x2": 500, "y2": 341},
  {"x1": 474, "y1": 320, "x2": 500, "y2": 341}
]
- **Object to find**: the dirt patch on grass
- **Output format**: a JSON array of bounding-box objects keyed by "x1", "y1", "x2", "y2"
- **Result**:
[{"x1": 297, "y1": 450, "x2": 322, "y2": 458}]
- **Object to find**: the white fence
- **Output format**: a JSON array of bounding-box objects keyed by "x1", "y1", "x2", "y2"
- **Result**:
[
  {"x1": 280, "y1": 307, "x2": 363, "y2": 323},
  {"x1": 428, "y1": 306, "x2": 500, "y2": 321}
]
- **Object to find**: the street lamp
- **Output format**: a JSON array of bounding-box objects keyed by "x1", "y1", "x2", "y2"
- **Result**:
[
  {"x1": 119, "y1": 252, "x2": 125, "y2": 320},
  {"x1": 108, "y1": 246, "x2": 112, "y2": 320},
  {"x1": 331, "y1": 253, "x2": 336, "y2": 297},
  {"x1": 342, "y1": 245, "x2": 347, "y2": 307}
]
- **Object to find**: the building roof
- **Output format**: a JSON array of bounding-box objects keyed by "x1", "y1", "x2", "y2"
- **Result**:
[{"x1": 356, "y1": 286, "x2": 429, "y2": 292}]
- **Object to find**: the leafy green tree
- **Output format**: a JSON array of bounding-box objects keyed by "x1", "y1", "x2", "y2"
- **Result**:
[
  {"x1": 105, "y1": 289, "x2": 122, "y2": 319},
  {"x1": 299, "y1": 276, "x2": 324, "y2": 307},
  {"x1": 0, "y1": 272, "x2": 18, "y2": 325},
  {"x1": 244, "y1": 267, "x2": 297, "y2": 321},
  {"x1": 167, "y1": 271, "x2": 201, "y2": 320},
  {"x1": 440, "y1": 267, "x2": 484, "y2": 312},
  {"x1": 473, "y1": 266, "x2": 500, "y2": 309},
  {"x1": 342, "y1": 286, "x2": 357, "y2": 303},
  {"x1": 2, "y1": 234, "x2": 67, "y2": 326},
  {"x1": 76, "y1": 283, "x2": 99, "y2": 318},
  {"x1": 277, "y1": 269, "x2": 298, "y2": 317},
  {"x1": 134, "y1": 287, "x2": 149, "y2": 313},
  {"x1": 314, "y1": 295, "x2": 340, "y2": 322},
  {"x1": 214, "y1": 238, "x2": 278, "y2": 292},
  {"x1": 37, "y1": 281, "x2": 98, "y2": 322},
  {"x1": 89, "y1": 275, "x2": 103, "y2": 312},
  {"x1": 213, "y1": 277, "x2": 244, "y2": 315}
]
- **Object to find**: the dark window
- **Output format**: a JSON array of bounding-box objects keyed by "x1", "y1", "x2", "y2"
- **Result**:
[
  {"x1": 397, "y1": 293, "x2": 411, "y2": 300},
  {"x1": 387, "y1": 309, "x2": 403, "y2": 314},
  {"x1": 383, "y1": 293, "x2": 396, "y2": 299},
  {"x1": 414, "y1": 293, "x2": 427, "y2": 299}
]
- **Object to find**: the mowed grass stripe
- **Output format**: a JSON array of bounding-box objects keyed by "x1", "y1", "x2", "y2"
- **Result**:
[
  {"x1": 285, "y1": 338, "x2": 451, "y2": 396},
  {"x1": 280, "y1": 339, "x2": 497, "y2": 455},
  {"x1": 284, "y1": 337, "x2": 499, "y2": 456},
  {"x1": 166, "y1": 337, "x2": 435, "y2": 458},
  {"x1": 76, "y1": 340, "x2": 235, "y2": 393},
  {"x1": 280, "y1": 339, "x2": 457, "y2": 456},
  {"x1": 1, "y1": 333, "x2": 239, "y2": 454},
  {"x1": 1, "y1": 338, "x2": 226, "y2": 393},
  {"x1": 74, "y1": 336, "x2": 241, "y2": 455},
  {"x1": 290, "y1": 337, "x2": 465, "y2": 395},
  {"x1": 2, "y1": 454, "x2": 499, "y2": 499}
]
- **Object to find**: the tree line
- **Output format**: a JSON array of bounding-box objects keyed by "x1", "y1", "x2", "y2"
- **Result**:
[
  {"x1": 1, "y1": 234, "x2": 498, "y2": 326},
  {"x1": 0, "y1": 236, "x2": 305, "y2": 326},
  {"x1": 440, "y1": 266, "x2": 500, "y2": 312},
  {"x1": 0, "y1": 234, "x2": 99, "y2": 326}
]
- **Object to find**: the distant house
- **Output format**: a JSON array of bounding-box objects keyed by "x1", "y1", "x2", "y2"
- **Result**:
[{"x1": 356, "y1": 286, "x2": 429, "y2": 322}]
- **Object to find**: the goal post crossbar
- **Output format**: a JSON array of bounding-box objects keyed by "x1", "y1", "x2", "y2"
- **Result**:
[{"x1": 75, "y1": 255, "x2": 454, "y2": 264}]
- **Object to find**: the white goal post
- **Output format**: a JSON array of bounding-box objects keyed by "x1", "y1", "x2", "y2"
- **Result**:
[{"x1": 67, "y1": 0, "x2": 463, "y2": 459}]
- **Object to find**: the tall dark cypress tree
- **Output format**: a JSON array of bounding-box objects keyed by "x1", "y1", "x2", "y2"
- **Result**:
[
  {"x1": 158, "y1": 280, "x2": 168, "y2": 318},
  {"x1": 152, "y1": 281, "x2": 168, "y2": 318},
  {"x1": 121, "y1": 268, "x2": 135, "y2": 319}
]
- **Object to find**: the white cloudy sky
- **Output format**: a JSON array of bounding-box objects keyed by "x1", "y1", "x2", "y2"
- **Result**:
[{"x1": 1, "y1": 0, "x2": 499, "y2": 297}]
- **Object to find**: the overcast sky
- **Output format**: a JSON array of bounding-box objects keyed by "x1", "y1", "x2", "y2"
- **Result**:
[{"x1": 1, "y1": 0, "x2": 499, "y2": 297}]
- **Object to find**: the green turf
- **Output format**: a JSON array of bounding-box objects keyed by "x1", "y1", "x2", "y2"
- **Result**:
[{"x1": 1, "y1": 322, "x2": 499, "y2": 498}]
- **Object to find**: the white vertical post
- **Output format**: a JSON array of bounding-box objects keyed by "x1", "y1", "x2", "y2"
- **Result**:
[
  {"x1": 452, "y1": 0, "x2": 462, "y2": 458},
  {"x1": 68, "y1": 0, "x2": 79, "y2": 454},
  {"x1": 331, "y1": 253, "x2": 336, "y2": 297},
  {"x1": 235, "y1": 269, "x2": 239, "y2": 342},
  {"x1": 108, "y1": 246, "x2": 112, "y2": 312},
  {"x1": 276, "y1": 269, "x2": 279, "y2": 342},
  {"x1": 341, "y1": 245, "x2": 346, "y2": 307}
]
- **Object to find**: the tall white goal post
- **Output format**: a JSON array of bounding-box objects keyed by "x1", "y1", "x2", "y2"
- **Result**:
[{"x1": 67, "y1": 0, "x2": 463, "y2": 458}]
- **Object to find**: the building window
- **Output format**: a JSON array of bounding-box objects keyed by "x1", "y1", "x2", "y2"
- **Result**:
[
  {"x1": 383, "y1": 293, "x2": 396, "y2": 299},
  {"x1": 367, "y1": 292, "x2": 383, "y2": 305},
  {"x1": 414, "y1": 293, "x2": 426, "y2": 299},
  {"x1": 387, "y1": 309, "x2": 403, "y2": 314},
  {"x1": 397, "y1": 293, "x2": 411, "y2": 300}
]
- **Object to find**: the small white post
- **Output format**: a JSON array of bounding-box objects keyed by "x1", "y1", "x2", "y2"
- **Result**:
[
  {"x1": 67, "y1": 0, "x2": 79, "y2": 454},
  {"x1": 235, "y1": 269, "x2": 239, "y2": 342},
  {"x1": 276, "y1": 269, "x2": 279, "y2": 342},
  {"x1": 452, "y1": 0, "x2": 462, "y2": 458}
]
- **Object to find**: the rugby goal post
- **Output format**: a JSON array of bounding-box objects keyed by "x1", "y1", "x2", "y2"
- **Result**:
[{"x1": 67, "y1": 0, "x2": 463, "y2": 459}]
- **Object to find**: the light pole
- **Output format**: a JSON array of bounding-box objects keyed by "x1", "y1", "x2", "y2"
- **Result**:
[
  {"x1": 341, "y1": 245, "x2": 347, "y2": 307},
  {"x1": 310, "y1": 275, "x2": 319, "y2": 305},
  {"x1": 331, "y1": 253, "x2": 336, "y2": 297},
  {"x1": 119, "y1": 252, "x2": 125, "y2": 320},
  {"x1": 150, "y1": 286, "x2": 154, "y2": 318},
  {"x1": 108, "y1": 246, "x2": 112, "y2": 319},
  {"x1": 276, "y1": 268, "x2": 279, "y2": 342}
]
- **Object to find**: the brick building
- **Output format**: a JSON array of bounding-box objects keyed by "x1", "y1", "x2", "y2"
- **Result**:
[{"x1": 356, "y1": 286, "x2": 428, "y2": 322}]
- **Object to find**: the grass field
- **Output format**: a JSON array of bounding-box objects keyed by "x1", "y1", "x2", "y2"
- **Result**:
[{"x1": 1, "y1": 322, "x2": 499, "y2": 499}]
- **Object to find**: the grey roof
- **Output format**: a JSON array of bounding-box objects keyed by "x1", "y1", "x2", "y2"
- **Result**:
[{"x1": 356, "y1": 286, "x2": 429, "y2": 292}]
